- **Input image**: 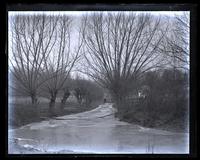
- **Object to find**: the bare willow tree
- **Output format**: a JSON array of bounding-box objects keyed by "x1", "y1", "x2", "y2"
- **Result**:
[
  {"x1": 9, "y1": 14, "x2": 58, "y2": 105},
  {"x1": 41, "y1": 15, "x2": 83, "y2": 115},
  {"x1": 81, "y1": 12, "x2": 168, "y2": 110},
  {"x1": 159, "y1": 12, "x2": 189, "y2": 71}
]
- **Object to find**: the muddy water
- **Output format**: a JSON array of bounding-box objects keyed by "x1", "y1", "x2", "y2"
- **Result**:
[{"x1": 8, "y1": 104, "x2": 189, "y2": 154}]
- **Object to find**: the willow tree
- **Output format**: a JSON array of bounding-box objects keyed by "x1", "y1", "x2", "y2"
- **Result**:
[
  {"x1": 9, "y1": 14, "x2": 58, "y2": 104},
  {"x1": 81, "y1": 12, "x2": 168, "y2": 110},
  {"x1": 41, "y1": 15, "x2": 83, "y2": 115}
]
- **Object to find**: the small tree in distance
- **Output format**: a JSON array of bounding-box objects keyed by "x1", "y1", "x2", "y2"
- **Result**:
[{"x1": 74, "y1": 76, "x2": 103, "y2": 107}]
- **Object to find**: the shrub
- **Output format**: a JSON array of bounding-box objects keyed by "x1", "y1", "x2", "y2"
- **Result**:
[{"x1": 116, "y1": 69, "x2": 189, "y2": 130}]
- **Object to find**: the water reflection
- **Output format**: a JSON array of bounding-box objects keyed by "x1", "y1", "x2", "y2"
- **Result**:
[{"x1": 9, "y1": 105, "x2": 189, "y2": 154}]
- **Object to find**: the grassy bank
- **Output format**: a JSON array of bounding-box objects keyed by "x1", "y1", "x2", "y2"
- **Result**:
[
  {"x1": 118, "y1": 114, "x2": 189, "y2": 133},
  {"x1": 9, "y1": 100, "x2": 102, "y2": 129},
  {"x1": 115, "y1": 104, "x2": 189, "y2": 133}
]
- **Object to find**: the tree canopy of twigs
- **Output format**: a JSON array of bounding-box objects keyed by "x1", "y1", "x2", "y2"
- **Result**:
[
  {"x1": 39, "y1": 15, "x2": 83, "y2": 113},
  {"x1": 159, "y1": 12, "x2": 189, "y2": 71},
  {"x1": 81, "y1": 12, "x2": 168, "y2": 102},
  {"x1": 9, "y1": 14, "x2": 83, "y2": 108},
  {"x1": 9, "y1": 14, "x2": 59, "y2": 104}
]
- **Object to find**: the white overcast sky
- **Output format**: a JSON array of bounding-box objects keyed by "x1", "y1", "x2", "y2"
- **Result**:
[{"x1": 9, "y1": 11, "x2": 188, "y2": 16}]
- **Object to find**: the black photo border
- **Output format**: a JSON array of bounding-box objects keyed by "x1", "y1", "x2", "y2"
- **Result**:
[{"x1": 0, "y1": 1, "x2": 198, "y2": 159}]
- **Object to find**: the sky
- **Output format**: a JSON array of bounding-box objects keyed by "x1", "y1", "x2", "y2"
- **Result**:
[{"x1": 9, "y1": 11, "x2": 188, "y2": 16}]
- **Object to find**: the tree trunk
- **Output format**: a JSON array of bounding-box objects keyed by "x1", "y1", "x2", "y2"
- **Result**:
[
  {"x1": 49, "y1": 98, "x2": 56, "y2": 116},
  {"x1": 60, "y1": 91, "x2": 70, "y2": 110},
  {"x1": 61, "y1": 91, "x2": 70, "y2": 105},
  {"x1": 30, "y1": 93, "x2": 39, "y2": 116},
  {"x1": 112, "y1": 92, "x2": 121, "y2": 113},
  {"x1": 31, "y1": 93, "x2": 38, "y2": 105},
  {"x1": 111, "y1": 89, "x2": 128, "y2": 120},
  {"x1": 49, "y1": 91, "x2": 57, "y2": 116}
]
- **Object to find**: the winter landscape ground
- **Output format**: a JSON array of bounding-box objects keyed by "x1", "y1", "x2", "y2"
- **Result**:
[{"x1": 8, "y1": 103, "x2": 189, "y2": 154}]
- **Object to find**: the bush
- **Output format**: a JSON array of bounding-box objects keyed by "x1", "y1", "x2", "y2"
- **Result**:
[{"x1": 115, "y1": 69, "x2": 189, "y2": 131}]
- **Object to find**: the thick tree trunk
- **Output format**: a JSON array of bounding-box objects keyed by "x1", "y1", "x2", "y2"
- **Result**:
[
  {"x1": 30, "y1": 93, "x2": 39, "y2": 116},
  {"x1": 61, "y1": 91, "x2": 70, "y2": 105},
  {"x1": 49, "y1": 91, "x2": 57, "y2": 116},
  {"x1": 31, "y1": 93, "x2": 38, "y2": 105},
  {"x1": 49, "y1": 98, "x2": 56, "y2": 116},
  {"x1": 60, "y1": 91, "x2": 70, "y2": 110},
  {"x1": 111, "y1": 90, "x2": 128, "y2": 119}
]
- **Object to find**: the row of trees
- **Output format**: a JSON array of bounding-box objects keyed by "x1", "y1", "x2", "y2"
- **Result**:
[
  {"x1": 9, "y1": 12, "x2": 189, "y2": 117},
  {"x1": 9, "y1": 14, "x2": 84, "y2": 115},
  {"x1": 73, "y1": 77, "x2": 103, "y2": 106},
  {"x1": 10, "y1": 71, "x2": 103, "y2": 112}
]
